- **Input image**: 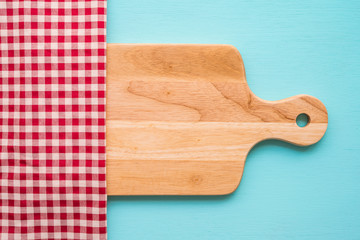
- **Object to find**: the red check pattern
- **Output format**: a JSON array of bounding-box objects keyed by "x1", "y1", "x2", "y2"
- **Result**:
[{"x1": 0, "y1": 1, "x2": 107, "y2": 239}]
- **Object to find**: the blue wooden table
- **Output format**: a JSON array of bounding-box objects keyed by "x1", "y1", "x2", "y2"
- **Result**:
[{"x1": 107, "y1": 1, "x2": 360, "y2": 239}]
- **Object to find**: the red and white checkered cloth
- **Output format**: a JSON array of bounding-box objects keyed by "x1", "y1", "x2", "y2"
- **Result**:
[{"x1": 0, "y1": 1, "x2": 107, "y2": 239}]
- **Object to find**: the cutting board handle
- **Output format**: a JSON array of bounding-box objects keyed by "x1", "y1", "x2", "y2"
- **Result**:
[{"x1": 251, "y1": 93, "x2": 328, "y2": 146}]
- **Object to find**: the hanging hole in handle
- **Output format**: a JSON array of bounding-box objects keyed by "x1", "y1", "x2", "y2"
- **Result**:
[{"x1": 296, "y1": 113, "x2": 310, "y2": 127}]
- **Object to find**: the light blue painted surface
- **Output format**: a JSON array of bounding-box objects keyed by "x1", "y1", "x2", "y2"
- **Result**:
[{"x1": 106, "y1": 1, "x2": 360, "y2": 239}]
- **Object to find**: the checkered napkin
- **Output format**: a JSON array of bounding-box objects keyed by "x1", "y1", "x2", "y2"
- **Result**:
[{"x1": 0, "y1": 1, "x2": 107, "y2": 239}]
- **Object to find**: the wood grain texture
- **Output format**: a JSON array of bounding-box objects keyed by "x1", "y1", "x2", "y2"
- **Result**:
[{"x1": 106, "y1": 44, "x2": 328, "y2": 195}]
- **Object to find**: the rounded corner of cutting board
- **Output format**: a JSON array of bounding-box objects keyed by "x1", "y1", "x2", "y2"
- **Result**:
[{"x1": 216, "y1": 173, "x2": 244, "y2": 196}]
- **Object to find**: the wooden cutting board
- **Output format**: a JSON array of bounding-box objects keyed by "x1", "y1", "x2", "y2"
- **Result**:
[{"x1": 106, "y1": 44, "x2": 328, "y2": 195}]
